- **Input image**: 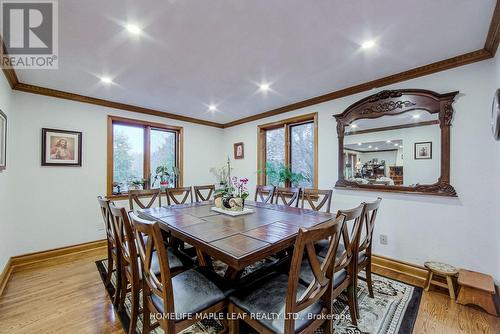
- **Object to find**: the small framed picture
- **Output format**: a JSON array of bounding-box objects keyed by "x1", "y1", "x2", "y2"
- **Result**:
[
  {"x1": 414, "y1": 141, "x2": 432, "y2": 159},
  {"x1": 0, "y1": 109, "x2": 6, "y2": 170},
  {"x1": 42, "y1": 128, "x2": 82, "y2": 166},
  {"x1": 234, "y1": 142, "x2": 244, "y2": 159}
]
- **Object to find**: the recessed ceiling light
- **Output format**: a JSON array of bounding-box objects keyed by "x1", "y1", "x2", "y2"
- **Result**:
[
  {"x1": 400, "y1": 146, "x2": 403, "y2": 149},
  {"x1": 394, "y1": 143, "x2": 399, "y2": 147},
  {"x1": 126, "y1": 24, "x2": 142, "y2": 35},
  {"x1": 100, "y1": 76, "x2": 113, "y2": 84},
  {"x1": 208, "y1": 104, "x2": 217, "y2": 112},
  {"x1": 361, "y1": 40, "x2": 376, "y2": 49},
  {"x1": 368, "y1": 145, "x2": 372, "y2": 149},
  {"x1": 375, "y1": 147, "x2": 379, "y2": 150},
  {"x1": 386, "y1": 140, "x2": 391, "y2": 143},
  {"x1": 350, "y1": 124, "x2": 358, "y2": 128},
  {"x1": 259, "y1": 82, "x2": 271, "y2": 92},
  {"x1": 357, "y1": 143, "x2": 362, "y2": 146},
  {"x1": 413, "y1": 114, "x2": 421, "y2": 119}
]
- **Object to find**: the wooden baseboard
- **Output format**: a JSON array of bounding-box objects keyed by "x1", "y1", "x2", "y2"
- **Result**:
[
  {"x1": 372, "y1": 254, "x2": 428, "y2": 285},
  {"x1": 0, "y1": 258, "x2": 13, "y2": 297},
  {"x1": 0, "y1": 239, "x2": 106, "y2": 297}
]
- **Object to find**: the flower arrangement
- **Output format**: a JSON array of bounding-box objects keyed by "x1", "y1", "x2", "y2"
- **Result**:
[
  {"x1": 231, "y1": 176, "x2": 249, "y2": 199},
  {"x1": 211, "y1": 158, "x2": 249, "y2": 211}
]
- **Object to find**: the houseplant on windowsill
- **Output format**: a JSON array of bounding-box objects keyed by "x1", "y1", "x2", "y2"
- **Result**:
[
  {"x1": 129, "y1": 177, "x2": 147, "y2": 190},
  {"x1": 259, "y1": 162, "x2": 309, "y2": 187},
  {"x1": 153, "y1": 165, "x2": 179, "y2": 190}
]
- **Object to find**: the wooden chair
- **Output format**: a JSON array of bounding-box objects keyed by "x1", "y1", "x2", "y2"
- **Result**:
[
  {"x1": 97, "y1": 196, "x2": 120, "y2": 303},
  {"x1": 303, "y1": 203, "x2": 367, "y2": 325},
  {"x1": 128, "y1": 189, "x2": 162, "y2": 211},
  {"x1": 165, "y1": 186, "x2": 193, "y2": 205},
  {"x1": 108, "y1": 204, "x2": 142, "y2": 334},
  {"x1": 356, "y1": 198, "x2": 382, "y2": 299},
  {"x1": 228, "y1": 215, "x2": 345, "y2": 334},
  {"x1": 301, "y1": 189, "x2": 333, "y2": 213},
  {"x1": 194, "y1": 185, "x2": 215, "y2": 202},
  {"x1": 254, "y1": 185, "x2": 275, "y2": 204},
  {"x1": 273, "y1": 187, "x2": 301, "y2": 207},
  {"x1": 130, "y1": 215, "x2": 231, "y2": 334}
]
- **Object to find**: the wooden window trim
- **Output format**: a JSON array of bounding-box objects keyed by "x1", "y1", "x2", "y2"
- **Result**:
[
  {"x1": 106, "y1": 115, "x2": 184, "y2": 198},
  {"x1": 257, "y1": 112, "x2": 318, "y2": 189}
]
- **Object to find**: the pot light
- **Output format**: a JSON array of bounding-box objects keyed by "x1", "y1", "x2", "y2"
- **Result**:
[
  {"x1": 413, "y1": 114, "x2": 421, "y2": 119},
  {"x1": 368, "y1": 145, "x2": 372, "y2": 149},
  {"x1": 259, "y1": 82, "x2": 271, "y2": 92},
  {"x1": 126, "y1": 24, "x2": 142, "y2": 35},
  {"x1": 350, "y1": 124, "x2": 358, "y2": 128},
  {"x1": 394, "y1": 143, "x2": 399, "y2": 147},
  {"x1": 386, "y1": 140, "x2": 391, "y2": 143},
  {"x1": 361, "y1": 39, "x2": 376, "y2": 49},
  {"x1": 357, "y1": 143, "x2": 362, "y2": 146},
  {"x1": 375, "y1": 147, "x2": 379, "y2": 150},
  {"x1": 208, "y1": 104, "x2": 217, "y2": 112},
  {"x1": 100, "y1": 76, "x2": 113, "y2": 84}
]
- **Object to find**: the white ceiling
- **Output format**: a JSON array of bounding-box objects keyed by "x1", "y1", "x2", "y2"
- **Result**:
[
  {"x1": 345, "y1": 139, "x2": 404, "y2": 152},
  {"x1": 16, "y1": 0, "x2": 495, "y2": 123},
  {"x1": 347, "y1": 111, "x2": 438, "y2": 131}
]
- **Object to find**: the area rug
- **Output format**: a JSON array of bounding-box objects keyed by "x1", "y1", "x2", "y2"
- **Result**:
[{"x1": 96, "y1": 259, "x2": 421, "y2": 334}]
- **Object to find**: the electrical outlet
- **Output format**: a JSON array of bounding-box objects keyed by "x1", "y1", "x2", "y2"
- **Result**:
[{"x1": 379, "y1": 234, "x2": 388, "y2": 245}]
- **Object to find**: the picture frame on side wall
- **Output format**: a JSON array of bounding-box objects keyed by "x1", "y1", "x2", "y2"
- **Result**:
[
  {"x1": 0, "y1": 109, "x2": 6, "y2": 170},
  {"x1": 234, "y1": 142, "x2": 244, "y2": 159},
  {"x1": 41, "y1": 128, "x2": 82, "y2": 166},
  {"x1": 414, "y1": 141, "x2": 432, "y2": 160}
]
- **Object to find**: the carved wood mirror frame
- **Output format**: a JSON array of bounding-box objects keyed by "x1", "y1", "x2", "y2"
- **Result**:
[{"x1": 334, "y1": 89, "x2": 458, "y2": 197}]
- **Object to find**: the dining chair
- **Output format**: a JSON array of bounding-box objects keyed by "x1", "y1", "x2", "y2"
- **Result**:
[
  {"x1": 97, "y1": 196, "x2": 119, "y2": 302},
  {"x1": 130, "y1": 214, "x2": 232, "y2": 334},
  {"x1": 165, "y1": 186, "x2": 193, "y2": 205},
  {"x1": 254, "y1": 185, "x2": 275, "y2": 204},
  {"x1": 300, "y1": 188, "x2": 333, "y2": 213},
  {"x1": 128, "y1": 188, "x2": 162, "y2": 212},
  {"x1": 273, "y1": 187, "x2": 301, "y2": 207},
  {"x1": 228, "y1": 214, "x2": 345, "y2": 334},
  {"x1": 355, "y1": 198, "x2": 382, "y2": 299},
  {"x1": 193, "y1": 185, "x2": 215, "y2": 202},
  {"x1": 109, "y1": 205, "x2": 185, "y2": 334},
  {"x1": 300, "y1": 203, "x2": 367, "y2": 325}
]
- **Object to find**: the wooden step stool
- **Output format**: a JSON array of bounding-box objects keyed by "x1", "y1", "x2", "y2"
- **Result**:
[
  {"x1": 424, "y1": 261, "x2": 458, "y2": 299},
  {"x1": 456, "y1": 269, "x2": 498, "y2": 316}
]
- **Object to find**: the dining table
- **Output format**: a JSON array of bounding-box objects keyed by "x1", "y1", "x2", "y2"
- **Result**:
[{"x1": 138, "y1": 200, "x2": 336, "y2": 280}]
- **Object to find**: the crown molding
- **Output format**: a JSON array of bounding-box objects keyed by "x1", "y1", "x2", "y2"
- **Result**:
[{"x1": 1, "y1": 2, "x2": 499, "y2": 129}]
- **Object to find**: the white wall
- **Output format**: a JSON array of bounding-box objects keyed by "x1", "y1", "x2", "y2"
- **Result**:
[
  {"x1": 0, "y1": 75, "x2": 12, "y2": 271},
  {"x1": 223, "y1": 58, "x2": 500, "y2": 282},
  {"x1": 2, "y1": 92, "x2": 224, "y2": 258}
]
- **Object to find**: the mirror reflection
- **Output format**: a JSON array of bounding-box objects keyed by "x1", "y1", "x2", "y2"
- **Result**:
[{"x1": 343, "y1": 111, "x2": 440, "y2": 187}]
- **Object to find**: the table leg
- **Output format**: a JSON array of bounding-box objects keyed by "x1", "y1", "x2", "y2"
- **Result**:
[
  {"x1": 196, "y1": 249, "x2": 213, "y2": 269},
  {"x1": 424, "y1": 271, "x2": 433, "y2": 291},
  {"x1": 446, "y1": 275, "x2": 456, "y2": 299},
  {"x1": 224, "y1": 266, "x2": 243, "y2": 281}
]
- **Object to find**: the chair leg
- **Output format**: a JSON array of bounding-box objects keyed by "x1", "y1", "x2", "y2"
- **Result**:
[
  {"x1": 113, "y1": 257, "x2": 122, "y2": 306},
  {"x1": 366, "y1": 260, "x2": 374, "y2": 298},
  {"x1": 142, "y1": 284, "x2": 151, "y2": 334},
  {"x1": 105, "y1": 246, "x2": 114, "y2": 286},
  {"x1": 347, "y1": 284, "x2": 358, "y2": 327},
  {"x1": 118, "y1": 269, "x2": 128, "y2": 312},
  {"x1": 227, "y1": 304, "x2": 239, "y2": 334},
  {"x1": 128, "y1": 285, "x2": 140, "y2": 334}
]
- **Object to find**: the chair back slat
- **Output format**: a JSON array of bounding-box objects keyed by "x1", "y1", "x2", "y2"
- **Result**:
[
  {"x1": 301, "y1": 189, "x2": 333, "y2": 213},
  {"x1": 194, "y1": 185, "x2": 215, "y2": 202},
  {"x1": 334, "y1": 203, "x2": 366, "y2": 272},
  {"x1": 274, "y1": 187, "x2": 301, "y2": 207},
  {"x1": 97, "y1": 196, "x2": 115, "y2": 242},
  {"x1": 284, "y1": 215, "x2": 345, "y2": 332},
  {"x1": 165, "y1": 187, "x2": 193, "y2": 205},
  {"x1": 359, "y1": 198, "x2": 382, "y2": 253},
  {"x1": 130, "y1": 214, "x2": 175, "y2": 326},
  {"x1": 254, "y1": 185, "x2": 275, "y2": 203},
  {"x1": 128, "y1": 189, "x2": 162, "y2": 211}
]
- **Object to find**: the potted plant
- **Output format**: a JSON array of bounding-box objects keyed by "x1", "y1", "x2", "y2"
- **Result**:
[
  {"x1": 129, "y1": 177, "x2": 146, "y2": 190},
  {"x1": 211, "y1": 158, "x2": 249, "y2": 211},
  {"x1": 153, "y1": 165, "x2": 179, "y2": 190},
  {"x1": 260, "y1": 162, "x2": 308, "y2": 187}
]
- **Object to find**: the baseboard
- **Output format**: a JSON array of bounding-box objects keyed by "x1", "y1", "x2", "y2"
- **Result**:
[
  {"x1": 372, "y1": 254, "x2": 428, "y2": 285},
  {"x1": 10, "y1": 239, "x2": 107, "y2": 269},
  {"x1": 0, "y1": 258, "x2": 13, "y2": 297}
]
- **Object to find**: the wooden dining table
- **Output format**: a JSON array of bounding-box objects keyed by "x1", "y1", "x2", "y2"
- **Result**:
[{"x1": 138, "y1": 200, "x2": 336, "y2": 280}]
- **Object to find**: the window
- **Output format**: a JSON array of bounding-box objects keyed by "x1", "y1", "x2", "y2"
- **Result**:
[
  {"x1": 258, "y1": 113, "x2": 317, "y2": 188},
  {"x1": 107, "y1": 116, "x2": 183, "y2": 196}
]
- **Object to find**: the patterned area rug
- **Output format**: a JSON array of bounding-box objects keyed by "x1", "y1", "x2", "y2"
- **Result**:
[{"x1": 96, "y1": 259, "x2": 421, "y2": 334}]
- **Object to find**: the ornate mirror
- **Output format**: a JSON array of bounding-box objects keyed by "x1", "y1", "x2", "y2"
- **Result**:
[{"x1": 334, "y1": 89, "x2": 458, "y2": 196}]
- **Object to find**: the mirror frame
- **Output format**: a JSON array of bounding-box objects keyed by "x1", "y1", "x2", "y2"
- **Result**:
[{"x1": 334, "y1": 89, "x2": 458, "y2": 197}]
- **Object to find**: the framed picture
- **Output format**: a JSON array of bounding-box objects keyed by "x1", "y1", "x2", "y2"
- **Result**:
[
  {"x1": 0, "y1": 109, "x2": 6, "y2": 170},
  {"x1": 42, "y1": 128, "x2": 82, "y2": 166},
  {"x1": 234, "y1": 142, "x2": 244, "y2": 159},
  {"x1": 414, "y1": 141, "x2": 432, "y2": 159}
]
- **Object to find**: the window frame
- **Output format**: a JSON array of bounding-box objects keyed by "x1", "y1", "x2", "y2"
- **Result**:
[
  {"x1": 257, "y1": 112, "x2": 318, "y2": 189},
  {"x1": 106, "y1": 115, "x2": 183, "y2": 198}
]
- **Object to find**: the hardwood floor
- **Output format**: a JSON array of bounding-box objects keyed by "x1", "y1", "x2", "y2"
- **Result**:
[{"x1": 0, "y1": 248, "x2": 498, "y2": 334}]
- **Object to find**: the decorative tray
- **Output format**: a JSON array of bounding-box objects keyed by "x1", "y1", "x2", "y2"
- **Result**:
[{"x1": 210, "y1": 207, "x2": 255, "y2": 216}]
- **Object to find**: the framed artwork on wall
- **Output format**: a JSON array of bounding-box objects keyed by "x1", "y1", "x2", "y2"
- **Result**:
[
  {"x1": 234, "y1": 142, "x2": 244, "y2": 159},
  {"x1": 42, "y1": 128, "x2": 82, "y2": 166},
  {"x1": 414, "y1": 141, "x2": 432, "y2": 160},
  {"x1": 0, "y1": 109, "x2": 6, "y2": 170}
]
